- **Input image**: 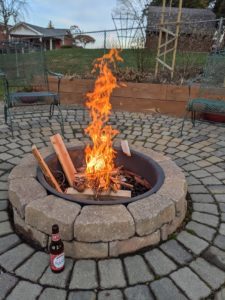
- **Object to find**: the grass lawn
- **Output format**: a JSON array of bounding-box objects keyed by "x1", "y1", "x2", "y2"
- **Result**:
[
  {"x1": 0, "y1": 48, "x2": 208, "y2": 101},
  {"x1": 45, "y1": 48, "x2": 208, "y2": 76}
]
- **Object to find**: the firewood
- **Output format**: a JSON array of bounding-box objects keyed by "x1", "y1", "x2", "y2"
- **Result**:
[
  {"x1": 121, "y1": 140, "x2": 131, "y2": 156},
  {"x1": 110, "y1": 176, "x2": 133, "y2": 189},
  {"x1": 122, "y1": 170, "x2": 151, "y2": 189},
  {"x1": 32, "y1": 145, "x2": 62, "y2": 193},
  {"x1": 66, "y1": 187, "x2": 131, "y2": 198},
  {"x1": 50, "y1": 134, "x2": 77, "y2": 187}
]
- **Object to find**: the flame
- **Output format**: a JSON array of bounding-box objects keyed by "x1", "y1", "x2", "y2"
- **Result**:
[{"x1": 85, "y1": 49, "x2": 123, "y2": 192}]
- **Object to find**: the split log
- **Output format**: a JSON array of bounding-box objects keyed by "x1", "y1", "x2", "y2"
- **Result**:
[
  {"x1": 121, "y1": 140, "x2": 131, "y2": 156},
  {"x1": 32, "y1": 145, "x2": 62, "y2": 193},
  {"x1": 122, "y1": 170, "x2": 151, "y2": 189},
  {"x1": 66, "y1": 187, "x2": 131, "y2": 198},
  {"x1": 50, "y1": 134, "x2": 77, "y2": 187}
]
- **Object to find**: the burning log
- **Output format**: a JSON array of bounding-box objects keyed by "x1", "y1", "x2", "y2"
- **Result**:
[
  {"x1": 122, "y1": 170, "x2": 151, "y2": 190},
  {"x1": 66, "y1": 187, "x2": 131, "y2": 198},
  {"x1": 32, "y1": 145, "x2": 62, "y2": 193},
  {"x1": 121, "y1": 140, "x2": 131, "y2": 156},
  {"x1": 50, "y1": 134, "x2": 77, "y2": 187}
]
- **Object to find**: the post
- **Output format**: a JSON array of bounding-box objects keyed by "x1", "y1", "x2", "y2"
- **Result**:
[
  {"x1": 50, "y1": 38, "x2": 53, "y2": 51},
  {"x1": 104, "y1": 30, "x2": 107, "y2": 52},
  {"x1": 216, "y1": 17, "x2": 223, "y2": 52},
  {"x1": 171, "y1": 0, "x2": 183, "y2": 79},
  {"x1": 155, "y1": 0, "x2": 166, "y2": 78}
]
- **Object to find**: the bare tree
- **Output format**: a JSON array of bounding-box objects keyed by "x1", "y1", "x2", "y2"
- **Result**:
[
  {"x1": 0, "y1": 0, "x2": 29, "y2": 39},
  {"x1": 113, "y1": 0, "x2": 151, "y2": 19}
]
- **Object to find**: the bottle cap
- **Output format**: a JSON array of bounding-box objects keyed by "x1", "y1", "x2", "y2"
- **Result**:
[{"x1": 52, "y1": 224, "x2": 59, "y2": 234}]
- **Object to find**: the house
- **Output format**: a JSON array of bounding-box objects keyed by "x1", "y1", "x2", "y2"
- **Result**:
[
  {"x1": 9, "y1": 22, "x2": 73, "y2": 50},
  {"x1": 144, "y1": 6, "x2": 217, "y2": 52}
]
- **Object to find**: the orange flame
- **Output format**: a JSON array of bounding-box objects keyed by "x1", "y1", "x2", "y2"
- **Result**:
[{"x1": 85, "y1": 49, "x2": 123, "y2": 192}]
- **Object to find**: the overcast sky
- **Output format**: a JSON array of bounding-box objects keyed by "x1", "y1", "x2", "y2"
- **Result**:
[{"x1": 26, "y1": 0, "x2": 117, "y2": 32}]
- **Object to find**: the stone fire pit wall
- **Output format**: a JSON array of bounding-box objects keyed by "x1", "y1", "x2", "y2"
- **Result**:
[{"x1": 8, "y1": 141, "x2": 187, "y2": 259}]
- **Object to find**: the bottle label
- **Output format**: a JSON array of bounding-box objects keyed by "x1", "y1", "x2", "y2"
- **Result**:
[
  {"x1": 50, "y1": 253, "x2": 65, "y2": 271},
  {"x1": 52, "y1": 233, "x2": 60, "y2": 242}
]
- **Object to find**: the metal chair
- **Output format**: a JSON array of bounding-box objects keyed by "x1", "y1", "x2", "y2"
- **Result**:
[
  {"x1": 180, "y1": 53, "x2": 225, "y2": 135},
  {"x1": 0, "y1": 41, "x2": 64, "y2": 136}
]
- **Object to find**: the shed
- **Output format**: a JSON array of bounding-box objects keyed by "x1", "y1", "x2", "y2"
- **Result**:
[{"x1": 144, "y1": 6, "x2": 217, "y2": 51}]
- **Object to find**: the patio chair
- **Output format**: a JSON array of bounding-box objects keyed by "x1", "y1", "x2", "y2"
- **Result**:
[
  {"x1": 0, "y1": 41, "x2": 64, "y2": 136},
  {"x1": 180, "y1": 53, "x2": 225, "y2": 135}
]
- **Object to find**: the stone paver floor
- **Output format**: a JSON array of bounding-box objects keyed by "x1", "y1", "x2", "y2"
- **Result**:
[{"x1": 0, "y1": 105, "x2": 225, "y2": 300}]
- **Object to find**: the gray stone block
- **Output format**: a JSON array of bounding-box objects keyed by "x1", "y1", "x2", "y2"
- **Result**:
[
  {"x1": 68, "y1": 291, "x2": 96, "y2": 300},
  {"x1": 15, "y1": 251, "x2": 49, "y2": 281},
  {"x1": 128, "y1": 194, "x2": 175, "y2": 236},
  {"x1": 0, "y1": 221, "x2": 13, "y2": 236},
  {"x1": 150, "y1": 277, "x2": 187, "y2": 300},
  {"x1": 26, "y1": 195, "x2": 81, "y2": 241},
  {"x1": 214, "y1": 287, "x2": 225, "y2": 300},
  {"x1": 124, "y1": 285, "x2": 154, "y2": 300},
  {"x1": 0, "y1": 211, "x2": 8, "y2": 222},
  {"x1": 160, "y1": 239, "x2": 192, "y2": 265},
  {"x1": 214, "y1": 234, "x2": 225, "y2": 250},
  {"x1": 39, "y1": 258, "x2": 73, "y2": 288},
  {"x1": 186, "y1": 221, "x2": 216, "y2": 242},
  {"x1": 0, "y1": 234, "x2": 21, "y2": 255},
  {"x1": 0, "y1": 243, "x2": 34, "y2": 271},
  {"x1": 109, "y1": 231, "x2": 160, "y2": 257},
  {"x1": 170, "y1": 267, "x2": 211, "y2": 300},
  {"x1": 98, "y1": 259, "x2": 126, "y2": 288},
  {"x1": 190, "y1": 258, "x2": 225, "y2": 290},
  {"x1": 6, "y1": 280, "x2": 42, "y2": 300},
  {"x1": 177, "y1": 231, "x2": 208, "y2": 255},
  {"x1": 74, "y1": 205, "x2": 135, "y2": 242},
  {"x1": 39, "y1": 288, "x2": 67, "y2": 300},
  {"x1": 98, "y1": 290, "x2": 123, "y2": 300},
  {"x1": 193, "y1": 203, "x2": 218, "y2": 215},
  {"x1": 203, "y1": 246, "x2": 225, "y2": 271},
  {"x1": 0, "y1": 273, "x2": 18, "y2": 300},
  {"x1": 124, "y1": 255, "x2": 154, "y2": 285},
  {"x1": 192, "y1": 211, "x2": 219, "y2": 228},
  {"x1": 69, "y1": 260, "x2": 98, "y2": 290},
  {"x1": 0, "y1": 200, "x2": 8, "y2": 210},
  {"x1": 191, "y1": 194, "x2": 214, "y2": 203},
  {"x1": 144, "y1": 248, "x2": 177, "y2": 276},
  {"x1": 8, "y1": 177, "x2": 47, "y2": 218}
]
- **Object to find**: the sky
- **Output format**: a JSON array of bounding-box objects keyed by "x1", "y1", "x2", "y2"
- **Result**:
[{"x1": 25, "y1": 0, "x2": 117, "y2": 32}]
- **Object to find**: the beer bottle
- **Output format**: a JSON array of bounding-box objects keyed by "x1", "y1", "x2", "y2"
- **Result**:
[{"x1": 50, "y1": 224, "x2": 65, "y2": 273}]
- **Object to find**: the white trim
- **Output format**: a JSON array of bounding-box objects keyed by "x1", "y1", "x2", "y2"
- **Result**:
[{"x1": 10, "y1": 23, "x2": 43, "y2": 36}]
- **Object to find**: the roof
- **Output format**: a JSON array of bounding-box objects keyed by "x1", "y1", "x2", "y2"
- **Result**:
[
  {"x1": 10, "y1": 22, "x2": 71, "y2": 37},
  {"x1": 145, "y1": 6, "x2": 216, "y2": 34}
]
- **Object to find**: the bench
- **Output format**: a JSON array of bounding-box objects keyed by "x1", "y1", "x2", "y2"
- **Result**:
[
  {"x1": 180, "y1": 53, "x2": 225, "y2": 135},
  {"x1": 0, "y1": 41, "x2": 64, "y2": 136}
]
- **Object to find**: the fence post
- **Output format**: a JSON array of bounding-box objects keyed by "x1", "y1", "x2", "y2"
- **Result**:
[{"x1": 104, "y1": 31, "x2": 107, "y2": 52}]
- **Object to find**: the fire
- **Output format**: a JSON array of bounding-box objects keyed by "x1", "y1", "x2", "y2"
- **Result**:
[{"x1": 85, "y1": 49, "x2": 123, "y2": 193}]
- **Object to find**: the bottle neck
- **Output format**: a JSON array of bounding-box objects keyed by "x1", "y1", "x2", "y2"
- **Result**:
[{"x1": 52, "y1": 233, "x2": 60, "y2": 242}]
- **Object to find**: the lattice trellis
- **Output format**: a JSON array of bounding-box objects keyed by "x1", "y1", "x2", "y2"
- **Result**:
[{"x1": 155, "y1": 0, "x2": 183, "y2": 79}]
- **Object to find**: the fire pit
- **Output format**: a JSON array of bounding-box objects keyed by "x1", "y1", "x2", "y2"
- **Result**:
[
  {"x1": 8, "y1": 143, "x2": 187, "y2": 259},
  {"x1": 37, "y1": 146, "x2": 165, "y2": 205},
  {"x1": 8, "y1": 50, "x2": 187, "y2": 258}
]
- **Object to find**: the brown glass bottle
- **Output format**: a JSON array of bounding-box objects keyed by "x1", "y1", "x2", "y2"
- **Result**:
[{"x1": 49, "y1": 224, "x2": 65, "y2": 273}]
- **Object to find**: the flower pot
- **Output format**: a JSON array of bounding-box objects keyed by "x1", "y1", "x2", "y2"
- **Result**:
[{"x1": 203, "y1": 112, "x2": 225, "y2": 123}]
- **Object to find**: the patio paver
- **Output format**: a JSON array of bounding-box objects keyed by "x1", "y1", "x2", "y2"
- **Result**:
[{"x1": 0, "y1": 104, "x2": 225, "y2": 299}]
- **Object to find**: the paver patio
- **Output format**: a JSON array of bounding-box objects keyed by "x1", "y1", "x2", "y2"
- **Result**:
[{"x1": 0, "y1": 104, "x2": 225, "y2": 300}]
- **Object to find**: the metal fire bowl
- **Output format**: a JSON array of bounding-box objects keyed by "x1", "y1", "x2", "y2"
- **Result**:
[{"x1": 37, "y1": 146, "x2": 165, "y2": 205}]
